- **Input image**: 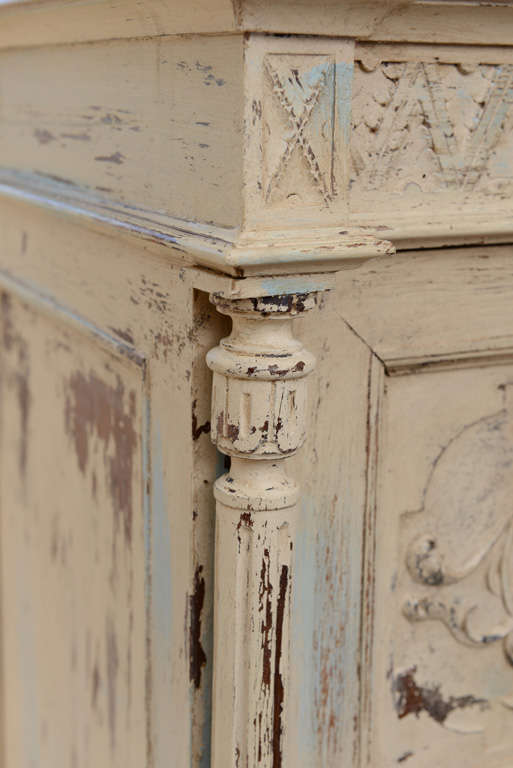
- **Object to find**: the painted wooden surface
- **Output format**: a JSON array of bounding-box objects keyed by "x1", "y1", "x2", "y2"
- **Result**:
[
  {"x1": 2, "y1": 0, "x2": 513, "y2": 49},
  {"x1": 290, "y1": 244, "x2": 513, "y2": 767},
  {"x1": 369, "y1": 367, "x2": 513, "y2": 766},
  {"x1": 0, "y1": 290, "x2": 146, "y2": 767},
  {"x1": 1, "y1": 3, "x2": 513, "y2": 767},
  {"x1": 0, "y1": 194, "x2": 225, "y2": 767},
  {"x1": 2, "y1": 31, "x2": 513, "y2": 276},
  {"x1": 0, "y1": 36, "x2": 244, "y2": 230}
]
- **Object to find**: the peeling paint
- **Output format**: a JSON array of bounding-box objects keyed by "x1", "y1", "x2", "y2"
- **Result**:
[
  {"x1": 192, "y1": 398, "x2": 211, "y2": 440},
  {"x1": 1, "y1": 291, "x2": 31, "y2": 477},
  {"x1": 272, "y1": 564, "x2": 288, "y2": 768},
  {"x1": 34, "y1": 128, "x2": 55, "y2": 145},
  {"x1": 109, "y1": 327, "x2": 135, "y2": 345},
  {"x1": 394, "y1": 667, "x2": 489, "y2": 725},
  {"x1": 64, "y1": 370, "x2": 137, "y2": 545},
  {"x1": 94, "y1": 151, "x2": 125, "y2": 165},
  {"x1": 189, "y1": 565, "x2": 207, "y2": 689},
  {"x1": 259, "y1": 548, "x2": 273, "y2": 690}
]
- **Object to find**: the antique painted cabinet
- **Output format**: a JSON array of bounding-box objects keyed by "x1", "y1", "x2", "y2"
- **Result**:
[{"x1": 1, "y1": 1, "x2": 513, "y2": 766}]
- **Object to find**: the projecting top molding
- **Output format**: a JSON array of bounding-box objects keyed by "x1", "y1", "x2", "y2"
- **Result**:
[{"x1": 1, "y1": 0, "x2": 513, "y2": 49}]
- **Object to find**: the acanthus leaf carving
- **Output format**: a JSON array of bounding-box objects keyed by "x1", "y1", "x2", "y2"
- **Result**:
[{"x1": 351, "y1": 60, "x2": 513, "y2": 201}]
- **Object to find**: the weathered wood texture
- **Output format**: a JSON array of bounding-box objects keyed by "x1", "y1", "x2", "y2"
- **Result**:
[
  {"x1": 0, "y1": 291, "x2": 146, "y2": 767},
  {"x1": 335, "y1": 245, "x2": 513, "y2": 370},
  {"x1": 0, "y1": 195, "x2": 231, "y2": 768},
  {"x1": 291, "y1": 245, "x2": 513, "y2": 767},
  {"x1": 2, "y1": 5, "x2": 513, "y2": 767},
  {"x1": 4, "y1": 201, "x2": 513, "y2": 768},
  {"x1": 368, "y1": 366, "x2": 513, "y2": 766},
  {"x1": 207, "y1": 293, "x2": 317, "y2": 767},
  {"x1": 0, "y1": 36, "x2": 244, "y2": 229},
  {"x1": 2, "y1": 31, "x2": 513, "y2": 272},
  {"x1": 289, "y1": 295, "x2": 379, "y2": 768}
]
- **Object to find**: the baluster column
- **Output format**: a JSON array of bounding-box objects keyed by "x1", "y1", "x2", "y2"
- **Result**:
[{"x1": 207, "y1": 292, "x2": 317, "y2": 768}]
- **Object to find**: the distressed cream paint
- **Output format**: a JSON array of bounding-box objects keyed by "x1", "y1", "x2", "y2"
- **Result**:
[{"x1": 1, "y1": 1, "x2": 513, "y2": 767}]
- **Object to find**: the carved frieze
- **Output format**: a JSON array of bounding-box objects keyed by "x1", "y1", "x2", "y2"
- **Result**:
[
  {"x1": 262, "y1": 54, "x2": 337, "y2": 207},
  {"x1": 244, "y1": 37, "x2": 513, "y2": 244},
  {"x1": 350, "y1": 58, "x2": 513, "y2": 212}
]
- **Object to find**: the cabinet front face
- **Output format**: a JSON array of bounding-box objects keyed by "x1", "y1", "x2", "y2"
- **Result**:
[{"x1": 290, "y1": 245, "x2": 513, "y2": 768}]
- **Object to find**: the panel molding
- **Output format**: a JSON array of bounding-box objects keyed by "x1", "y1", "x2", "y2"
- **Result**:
[{"x1": 335, "y1": 246, "x2": 513, "y2": 376}]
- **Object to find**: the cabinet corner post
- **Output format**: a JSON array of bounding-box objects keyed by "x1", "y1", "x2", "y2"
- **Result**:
[{"x1": 206, "y1": 290, "x2": 319, "y2": 768}]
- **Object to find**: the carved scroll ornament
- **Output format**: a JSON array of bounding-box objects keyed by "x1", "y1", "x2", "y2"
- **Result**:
[{"x1": 404, "y1": 385, "x2": 513, "y2": 664}]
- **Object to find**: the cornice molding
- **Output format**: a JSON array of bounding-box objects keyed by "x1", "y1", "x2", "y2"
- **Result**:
[
  {"x1": 1, "y1": 0, "x2": 513, "y2": 49},
  {"x1": 0, "y1": 169, "x2": 393, "y2": 277}
]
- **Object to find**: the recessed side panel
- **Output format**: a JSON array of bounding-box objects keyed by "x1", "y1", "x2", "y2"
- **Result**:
[{"x1": 0, "y1": 289, "x2": 147, "y2": 767}]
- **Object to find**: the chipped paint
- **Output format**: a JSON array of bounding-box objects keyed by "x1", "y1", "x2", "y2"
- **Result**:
[
  {"x1": 394, "y1": 667, "x2": 489, "y2": 725},
  {"x1": 209, "y1": 291, "x2": 316, "y2": 766},
  {"x1": 33, "y1": 128, "x2": 55, "y2": 145},
  {"x1": 192, "y1": 398, "x2": 211, "y2": 440},
  {"x1": 109, "y1": 327, "x2": 135, "y2": 345},
  {"x1": 272, "y1": 564, "x2": 288, "y2": 768},
  {"x1": 259, "y1": 548, "x2": 273, "y2": 690},
  {"x1": 64, "y1": 370, "x2": 137, "y2": 545},
  {"x1": 1, "y1": 291, "x2": 32, "y2": 477},
  {"x1": 94, "y1": 152, "x2": 125, "y2": 165},
  {"x1": 189, "y1": 565, "x2": 207, "y2": 690}
]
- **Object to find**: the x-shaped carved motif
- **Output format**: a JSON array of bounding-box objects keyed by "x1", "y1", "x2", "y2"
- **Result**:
[{"x1": 264, "y1": 59, "x2": 333, "y2": 205}]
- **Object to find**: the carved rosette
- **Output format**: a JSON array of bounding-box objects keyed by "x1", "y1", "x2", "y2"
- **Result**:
[{"x1": 207, "y1": 292, "x2": 317, "y2": 768}]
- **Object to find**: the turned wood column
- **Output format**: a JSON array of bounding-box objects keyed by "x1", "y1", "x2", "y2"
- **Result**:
[{"x1": 207, "y1": 292, "x2": 317, "y2": 767}]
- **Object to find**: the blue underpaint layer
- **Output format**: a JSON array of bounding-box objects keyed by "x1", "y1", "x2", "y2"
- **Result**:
[
  {"x1": 259, "y1": 277, "x2": 332, "y2": 297},
  {"x1": 151, "y1": 424, "x2": 173, "y2": 646},
  {"x1": 291, "y1": 494, "x2": 318, "y2": 761},
  {"x1": 336, "y1": 61, "x2": 354, "y2": 146}
]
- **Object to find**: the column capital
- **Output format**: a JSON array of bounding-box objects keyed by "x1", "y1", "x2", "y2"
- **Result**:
[{"x1": 206, "y1": 292, "x2": 318, "y2": 464}]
